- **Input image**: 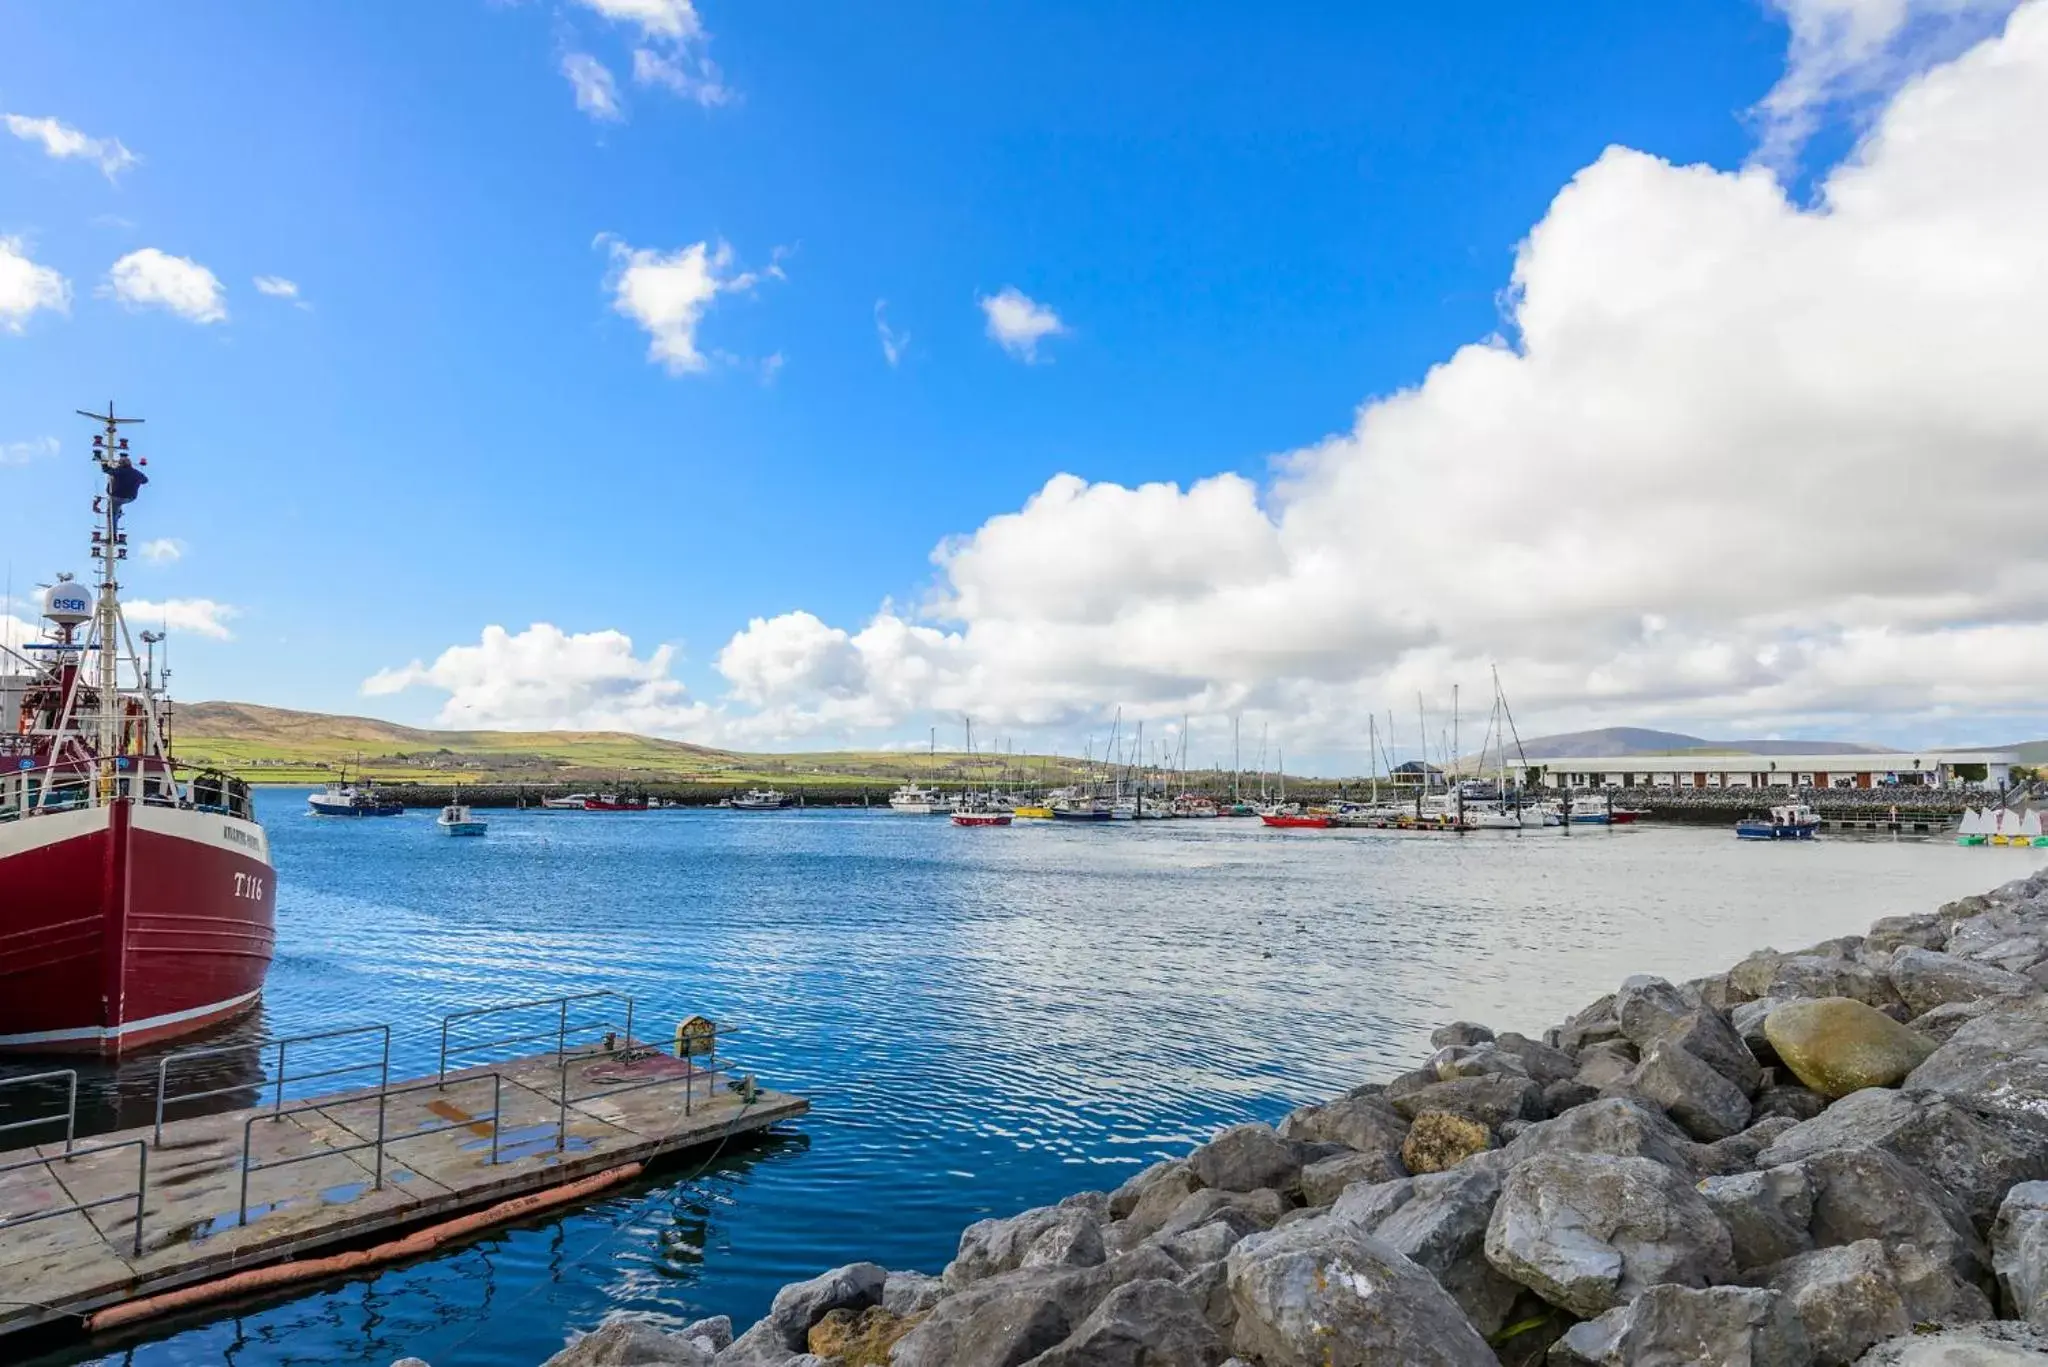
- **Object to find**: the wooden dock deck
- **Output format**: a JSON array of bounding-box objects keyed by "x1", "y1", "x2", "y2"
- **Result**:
[{"x1": 0, "y1": 1041, "x2": 806, "y2": 1342}]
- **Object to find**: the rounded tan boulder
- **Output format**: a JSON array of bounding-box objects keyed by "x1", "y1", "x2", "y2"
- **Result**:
[{"x1": 1763, "y1": 996, "x2": 1937, "y2": 1100}]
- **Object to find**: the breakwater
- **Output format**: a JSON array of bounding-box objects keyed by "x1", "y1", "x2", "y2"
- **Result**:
[{"x1": 492, "y1": 870, "x2": 2048, "y2": 1365}]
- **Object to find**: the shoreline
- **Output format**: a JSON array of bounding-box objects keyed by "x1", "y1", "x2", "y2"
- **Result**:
[{"x1": 474, "y1": 869, "x2": 2048, "y2": 1366}]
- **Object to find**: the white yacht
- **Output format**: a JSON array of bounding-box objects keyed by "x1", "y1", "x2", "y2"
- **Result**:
[{"x1": 888, "y1": 783, "x2": 951, "y2": 814}]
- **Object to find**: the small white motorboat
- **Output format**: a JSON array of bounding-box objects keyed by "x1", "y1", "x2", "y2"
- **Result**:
[{"x1": 436, "y1": 801, "x2": 488, "y2": 836}]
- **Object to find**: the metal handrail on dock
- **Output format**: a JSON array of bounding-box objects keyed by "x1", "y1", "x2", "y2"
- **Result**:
[
  {"x1": 0, "y1": 1138, "x2": 148, "y2": 1255},
  {"x1": 237, "y1": 1072, "x2": 506, "y2": 1227},
  {"x1": 436, "y1": 990, "x2": 637, "y2": 1084},
  {"x1": 154, "y1": 1023, "x2": 394, "y2": 1145},
  {"x1": 0, "y1": 1069, "x2": 77, "y2": 1154}
]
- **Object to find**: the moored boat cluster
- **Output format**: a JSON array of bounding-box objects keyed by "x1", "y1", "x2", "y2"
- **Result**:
[{"x1": 500, "y1": 868, "x2": 2048, "y2": 1366}]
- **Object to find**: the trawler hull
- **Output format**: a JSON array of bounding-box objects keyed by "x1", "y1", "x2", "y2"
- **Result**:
[{"x1": 0, "y1": 799, "x2": 276, "y2": 1055}]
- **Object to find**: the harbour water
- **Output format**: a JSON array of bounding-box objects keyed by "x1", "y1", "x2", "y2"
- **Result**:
[{"x1": 8, "y1": 789, "x2": 2038, "y2": 1367}]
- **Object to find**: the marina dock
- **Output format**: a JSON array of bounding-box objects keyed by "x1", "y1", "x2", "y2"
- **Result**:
[{"x1": 0, "y1": 993, "x2": 805, "y2": 1345}]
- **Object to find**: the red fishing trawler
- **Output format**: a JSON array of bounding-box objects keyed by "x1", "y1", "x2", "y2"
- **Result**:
[{"x1": 0, "y1": 406, "x2": 276, "y2": 1055}]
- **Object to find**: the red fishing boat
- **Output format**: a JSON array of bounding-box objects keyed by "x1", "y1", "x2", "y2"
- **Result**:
[
  {"x1": 1260, "y1": 811, "x2": 1332, "y2": 829},
  {"x1": 0, "y1": 405, "x2": 276, "y2": 1055},
  {"x1": 950, "y1": 810, "x2": 1012, "y2": 827}
]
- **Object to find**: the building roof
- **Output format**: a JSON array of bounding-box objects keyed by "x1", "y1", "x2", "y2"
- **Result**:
[{"x1": 1542, "y1": 750, "x2": 2013, "y2": 772}]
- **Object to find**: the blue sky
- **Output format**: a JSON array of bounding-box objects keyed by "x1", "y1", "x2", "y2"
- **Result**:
[{"x1": 5, "y1": 1, "x2": 2045, "y2": 767}]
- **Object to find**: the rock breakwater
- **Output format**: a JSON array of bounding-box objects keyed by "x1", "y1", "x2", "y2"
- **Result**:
[{"x1": 464, "y1": 872, "x2": 2048, "y2": 1365}]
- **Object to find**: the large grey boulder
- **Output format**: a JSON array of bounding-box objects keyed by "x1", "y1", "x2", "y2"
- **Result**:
[
  {"x1": 1764, "y1": 1239, "x2": 1992, "y2": 1365},
  {"x1": 1798, "y1": 1147, "x2": 1988, "y2": 1286},
  {"x1": 1907, "y1": 998, "x2": 2048, "y2": 1134},
  {"x1": 1549, "y1": 1285, "x2": 1811, "y2": 1366},
  {"x1": 952, "y1": 1205, "x2": 1106, "y2": 1289},
  {"x1": 1297, "y1": 1147, "x2": 1404, "y2": 1206},
  {"x1": 1149, "y1": 1189, "x2": 1288, "y2": 1246},
  {"x1": 1573, "y1": 1041, "x2": 1640, "y2": 1092},
  {"x1": 1698, "y1": 1165, "x2": 1816, "y2": 1272},
  {"x1": 1388, "y1": 1074, "x2": 1544, "y2": 1127},
  {"x1": 1369, "y1": 1162, "x2": 1519, "y2": 1336},
  {"x1": 1769, "y1": 955, "x2": 1906, "y2": 1012},
  {"x1": 1765, "y1": 997, "x2": 1938, "y2": 1099},
  {"x1": 1630, "y1": 1038, "x2": 1752, "y2": 1140},
  {"x1": 541, "y1": 1318, "x2": 714, "y2": 1366},
  {"x1": 1493, "y1": 1032, "x2": 1580, "y2": 1086},
  {"x1": 1432, "y1": 1021, "x2": 1497, "y2": 1048},
  {"x1": 1555, "y1": 994, "x2": 1628, "y2": 1054},
  {"x1": 755, "y1": 1262, "x2": 886, "y2": 1350},
  {"x1": 1852, "y1": 1321, "x2": 2048, "y2": 1364},
  {"x1": 1909, "y1": 999, "x2": 2000, "y2": 1044},
  {"x1": 1616, "y1": 976, "x2": 1764, "y2": 1096},
  {"x1": 882, "y1": 1271, "x2": 945, "y2": 1316},
  {"x1": 1186, "y1": 1125, "x2": 1304, "y2": 1196},
  {"x1": 1328, "y1": 1176, "x2": 1415, "y2": 1229},
  {"x1": 1866, "y1": 914, "x2": 1948, "y2": 954},
  {"x1": 890, "y1": 1269, "x2": 1077, "y2": 1367},
  {"x1": 1155, "y1": 1218, "x2": 1257, "y2": 1271},
  {"x1": 1501, "y1": 1097, "x2": 1701, "y2": 1175},
  {"x1": 1758, "y1": 1086, "x2": 2048, "y2": 1228},
  {"x1": 1275, "y1": 1093, "x2": 1410, "y2": 1160},
  {"x1": 1024, "y1": 1278, "x2": 1224, "y2": 1367},
  {"x1": 1482, "y1": 1151, "x2": 1735, "y2": 1318},
  {"x1": 1890, "y1": 948, "x2": 2035, "y2": 1016},
  {"x1": 1733, "y1": 998, "x2": 1788, "y2": 1065},
  {"x1": 1225, "y1": 1216, "x2": 1496, "y2": 1366},
  {"x1": 1111, "y1": 1161, "x2": 1196, "y2": 1221},
  {"x1": 1993, "y1": 1182, "x2": 2048, "y2": 1331}
]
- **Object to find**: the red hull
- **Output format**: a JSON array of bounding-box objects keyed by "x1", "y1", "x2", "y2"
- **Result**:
[
  {"x1": 0, "y1": 800, "x2": 276, "y2": 1055},
  {"x1": 581, "y1": 800, "x2": 648, "y2": 811},
  {"x1": 951, "y1": 813, "x2": 1013, "y2": 826},
  {"x1": 1261, "y1": 814, "x2": 1332, "y2": 828}
]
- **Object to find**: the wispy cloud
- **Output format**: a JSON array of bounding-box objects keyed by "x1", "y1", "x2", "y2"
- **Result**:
[
  {"x1": 126, "y1": 598, "x2": 237, "y2": 640},
  {"x1": 561, "y1": 52, "x2": 624, "y2": 122},
  {"x1": 0, "y1": 436, "x2": 58, "y2": 466},
  {"x1": 875, "y1": 300, "x2": 908, "y2": 367},
  {"x1": 253, "y1": 275, "x2": 310, "y2": 310},
  {"x1": 978, "y1": 286, "x2": 1065, "y2": 362},
  {"x1": 4, "y1": 113, "x2": 138, "y2": 179},
  {"x1": 103, "y1": 248, "x2": 227, "y2": 324},
  {"x1": 568, "y1": 0, "x2": 731, "y2": 112},
  {"x1": 139, "y1": 538, "x2": 185, "y2": 564}
]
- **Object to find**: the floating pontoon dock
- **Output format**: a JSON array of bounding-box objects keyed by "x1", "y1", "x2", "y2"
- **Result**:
[{"x1": 0, "y1": 991, "x2": 806, "y2": 1342}]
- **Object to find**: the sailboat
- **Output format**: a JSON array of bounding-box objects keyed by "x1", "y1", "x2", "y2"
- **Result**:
[
  {"x1": 2022, "y1": 809, "x2": 2046, "y2": 848},
  {"x1": 1956, "y1": 808, "x2": 1989, "y2": 846}
]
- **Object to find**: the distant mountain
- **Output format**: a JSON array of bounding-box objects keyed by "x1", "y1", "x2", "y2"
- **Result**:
[{"x1": 1497, "y1": 726, "x2": 1884, "y2": 761}]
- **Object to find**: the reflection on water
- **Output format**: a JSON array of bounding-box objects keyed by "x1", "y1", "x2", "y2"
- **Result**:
[{"x1": 6, "y1": 790, "x2": 2036, "y2": 1366}]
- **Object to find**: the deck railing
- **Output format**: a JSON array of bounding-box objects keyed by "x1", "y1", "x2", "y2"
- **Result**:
[
  {"x1": 0, "y1": 1069, "x2": 77, "y2": 1154},
  {"x1": 154, "y1": 1024, "x2": 393, "y2": 1145},
  {"x1": 0, "y1": 1138, "x2": 148, "y2": 1255}
]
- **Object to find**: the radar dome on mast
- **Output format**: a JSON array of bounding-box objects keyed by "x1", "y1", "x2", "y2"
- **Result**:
[{"x1": 42, "y1": 575, "x2": 93, "y2": 628}]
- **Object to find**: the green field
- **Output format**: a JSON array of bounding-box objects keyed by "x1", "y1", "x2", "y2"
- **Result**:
[{"x1": 173, "y1": 701, "x2": 1099, "y2": 788}]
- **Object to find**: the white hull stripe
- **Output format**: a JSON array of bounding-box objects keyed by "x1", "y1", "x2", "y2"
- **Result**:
[{"x1": 0, "y1": 988, "x2": 262, "y2": 1046}]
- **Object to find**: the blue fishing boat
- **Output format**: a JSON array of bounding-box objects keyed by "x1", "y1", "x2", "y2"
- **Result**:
[{"x1": 1736, "y1": 803, "x2": 1820, "y2": 841}]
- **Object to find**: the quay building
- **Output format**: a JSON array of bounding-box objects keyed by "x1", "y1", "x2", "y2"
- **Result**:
[{"x1": 1539, "y1": 750, "x2": 2017, "y2": 791}]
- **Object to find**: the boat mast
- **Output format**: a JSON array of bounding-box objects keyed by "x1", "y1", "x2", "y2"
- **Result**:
[{"x1": 80, "y1": 404, "x2": 143, "y2": 804}]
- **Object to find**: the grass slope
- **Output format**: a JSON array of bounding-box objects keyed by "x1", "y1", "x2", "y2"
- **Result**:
[{"x1": 173, "y1": 701, "x2": 1095, "y2": 787}]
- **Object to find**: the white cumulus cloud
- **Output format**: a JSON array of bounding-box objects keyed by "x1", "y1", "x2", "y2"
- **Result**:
[
  {"x1": 4, "y1": 113, "x2": 138, "y2": 179},
  {"x1": 1753, "y1": 0, "x2": 2021, "y2": 168},
  {"x1": 979, "y1": 287, "x2": 1065, "y2": 362},
  {"x1": 600, "y1": 236, "x2": 779, "y2": 375},
  {"x1": 0, "y1": 236, "x2": 69, "y2": 332},
  {"x1": 362, "y1": 622, "x2": 712, "y2": 733},
  {"x1": 1, "y1": 436, "x2": 58, "y2": 466},
  {"x1": 103, "y1": 249, "x2": 227, "y2": 324},
  {"x1": 139, "y1": 538, "x2": 184, "y2": 564},
  {"x1": 561, "y1": 52, "x2": 624, "y2": 122},
  {"x1": 701, "y1": 2, "x2": 2048, "y2": 755},
  {"x1": 126, "y1": 598, "x2": 237, "y2": 641}
]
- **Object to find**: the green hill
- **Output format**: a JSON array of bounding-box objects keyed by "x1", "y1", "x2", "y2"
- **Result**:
[{"x1": 172, "y1": 701, "x2": 1093, "y2": 788}]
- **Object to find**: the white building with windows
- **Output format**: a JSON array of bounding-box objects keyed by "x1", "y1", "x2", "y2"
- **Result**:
[{"x1": 1539, "y1": 751, "x2": 2015, "y2": 791}]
